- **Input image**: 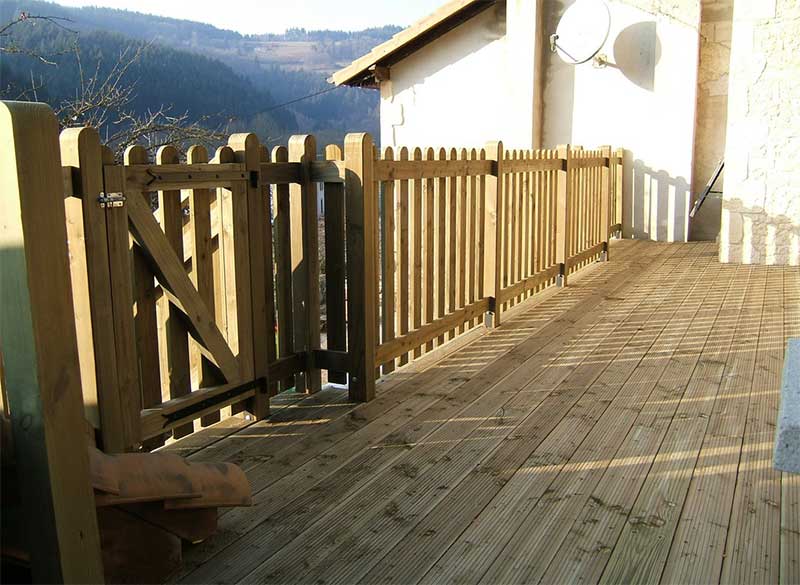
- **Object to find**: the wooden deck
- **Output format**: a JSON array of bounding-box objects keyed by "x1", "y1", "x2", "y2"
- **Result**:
[{"x1": 166, "y1": 240, "x2": 799, "y2": 585}]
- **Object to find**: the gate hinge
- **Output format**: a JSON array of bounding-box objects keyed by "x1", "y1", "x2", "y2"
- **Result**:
[{"x1": 98, "y1": 192, "x2": 126, "y2": 208}]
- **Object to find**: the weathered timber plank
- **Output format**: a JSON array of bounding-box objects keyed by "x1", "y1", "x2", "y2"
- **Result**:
[
  {"x1": 596, "y1": 262, "x2": 764, "y2": 585},
  {"x1": 174, "y1": 242, "x2": 654, "y2": 583}
]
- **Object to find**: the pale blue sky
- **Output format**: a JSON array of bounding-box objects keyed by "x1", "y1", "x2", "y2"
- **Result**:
[{"x1": 52, "y1": 0, "x2": 447, "y2": 35}]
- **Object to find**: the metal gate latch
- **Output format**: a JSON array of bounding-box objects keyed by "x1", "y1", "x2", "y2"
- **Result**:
[{"x1": 98, "y1": 192, "x2": 126, "y2": 208}]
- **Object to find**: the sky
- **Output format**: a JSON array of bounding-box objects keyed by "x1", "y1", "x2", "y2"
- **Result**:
[{"x1": 51, "y1": 0, "x2": 448, "y2": 35}]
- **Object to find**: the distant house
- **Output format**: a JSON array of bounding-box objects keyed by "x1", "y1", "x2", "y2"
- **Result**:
[{"x1": 332, "y1": 0, "x2": 800, "y2": 266}]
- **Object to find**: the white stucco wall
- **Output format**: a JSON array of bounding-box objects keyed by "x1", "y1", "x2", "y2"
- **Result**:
[
  {"x1": 380, "y1": 3, "x2": 533, "y2": 150},
  {"x1": 378, "y1": 0, "x2": 703, "y2": 243},
  {"x1": 541, "y1": 0, "x2": 701, "y2": 242}
]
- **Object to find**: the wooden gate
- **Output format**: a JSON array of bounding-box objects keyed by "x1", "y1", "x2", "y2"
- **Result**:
[{"x1": 61, "y1": 128, "x2": 320, "y2": 452}]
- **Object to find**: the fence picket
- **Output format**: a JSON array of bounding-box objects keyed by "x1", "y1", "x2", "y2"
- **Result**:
[
  {"x1": 424, "y1": 147, "x2": 435, "y2": 352},
  {"x1": 271, "y1": 145, "x2": 294, "y2": 391},
  {"x1": 155, "y1": 145, "x2": 193, "y2": 439},
  {"x1": 447, "y1": 147, "x2": 458, "y2": 340},
  {"x1": 324, "y1": 144, "x2": 347, "y2": 383},
  {"x1": 258, "y1": 143, "x2": 279, "y2": 396},
  {"x1": 467, "y1": 148, "x2": 478, "y2": 326},
  {"x1": 185, "y1": 144, "x2": 224, "y2": 427},
  {"x1": 436, "y1": 148, "x2": 447, "y2": 346},
  {"x1": 123, "y1": 145, "x2": 164, "y2": 448},
  {"x1": 380, "y1": 146, "x2": 396, "y2": 374},
  {"x1": 397, "y1": 147, "x2": 410, "y2": 365},
  {"x1": 289, "y1": 135, "x2": 321, "y2": 393},
  {"x1": 411, "y1": 147, "x2": 423, "y2": 358},
  {"x1": 457, "y1": 148, "x2": 468, "y2": 333}
]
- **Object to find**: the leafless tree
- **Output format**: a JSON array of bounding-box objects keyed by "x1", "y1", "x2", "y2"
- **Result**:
[{"x1": 1, "y1": 11, "x2": 228, "y2": 159}]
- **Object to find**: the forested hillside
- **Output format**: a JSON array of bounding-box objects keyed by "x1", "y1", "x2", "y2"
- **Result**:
[{"x1": 0, "y1": 0, "x2": 398, "y2": 148}]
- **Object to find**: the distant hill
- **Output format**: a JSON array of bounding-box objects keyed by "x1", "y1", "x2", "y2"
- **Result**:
[{"x1": 0, "y1": 0, "x2": 400, "y2": 146}]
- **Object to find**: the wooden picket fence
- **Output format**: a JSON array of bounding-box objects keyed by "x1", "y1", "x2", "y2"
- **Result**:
[
  {"x1": 372, "y1": 143, "x2": 623, "y2": 373},
  {"x1": 1, "y1": 106, "x2": 623, "y2": 453}
]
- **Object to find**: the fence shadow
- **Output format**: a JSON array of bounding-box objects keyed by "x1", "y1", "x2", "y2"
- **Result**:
[
  {"x1": 625, "y1": 156, "x2": 690, "y2": 242},
  {"x1": 721, "y1": 198, "x2": 800, "y2": 265}
]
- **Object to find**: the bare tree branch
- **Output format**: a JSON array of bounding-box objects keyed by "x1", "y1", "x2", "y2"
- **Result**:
[
  {"x1": 0, "y1": 13, "x2": 78, "y2": 64},
  {"x1": 106, "y1": 107, "x2": 229, "y2": 159},
  {"x1": 1, "y1": 12, "x2": 229, "y2": 160}
]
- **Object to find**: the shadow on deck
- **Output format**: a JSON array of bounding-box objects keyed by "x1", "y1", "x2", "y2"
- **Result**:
[{"x1": 165, "y1": 239, "x2": 799, "y2": 585}]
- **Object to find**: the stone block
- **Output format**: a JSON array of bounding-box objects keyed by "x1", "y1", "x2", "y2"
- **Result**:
[{"x1": 774, "y1": 338, "x2": 800, "y2": 473}]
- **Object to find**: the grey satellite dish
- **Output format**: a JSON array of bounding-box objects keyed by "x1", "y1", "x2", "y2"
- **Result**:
[{"x1": 550, "y1": 0, "x2": 611, "y2": 65}]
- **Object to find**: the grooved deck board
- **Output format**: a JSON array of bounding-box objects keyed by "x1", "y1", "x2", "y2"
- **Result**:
[{"x1": 166, "y1": 241, "x2": 798, "y2": 585}]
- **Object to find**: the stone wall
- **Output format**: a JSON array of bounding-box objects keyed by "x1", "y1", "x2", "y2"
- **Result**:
[
  {"x1": 688, "y1": 0, "x2": 733, "y2": 241},
  {"x1": 720, "y1": 0, "x2": 800, "y2": 265}
]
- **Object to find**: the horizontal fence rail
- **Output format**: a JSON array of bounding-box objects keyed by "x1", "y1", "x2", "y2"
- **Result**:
[{"x1": 1, "y1": 103, "x2": 624, "y2": 453}]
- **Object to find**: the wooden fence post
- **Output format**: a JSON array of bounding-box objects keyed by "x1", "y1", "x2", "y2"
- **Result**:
[
  {"x1": 614, "y1": 147, "x2": 624, "y2": 236},
  {"x1": 555, "y1": 144, "x2": 572, "y2": 286},
  {"x1": 289, "y1": 135, "x2": 322, "y2": 394},
  {"x1": 124, "y1": 145, "x2": 165, "y2": 449},
  {"x1": 102, "y1": 143, "x2": 143, "y2": 448},
  {"x1": 61, "y1": 126, "x2": 140, "y2": 452},
  {"x1": 600, "y1": 145, "x2": 612, "y2": 261},
  {"x1": 0, "y1": 101, "x2": 104, "y2": 583},
  {"x1": 215, "y1": 145, "x2": 254, "y2": 415},
  {"x1": 344, "y1": 133, "x2": 377, "y2": 402},
  {"x1": 483, "y1": 141, "x2": 504, "y2": 327},
  {"x1": 230, "y1": 133, "x2": 272, "y2": 416}
]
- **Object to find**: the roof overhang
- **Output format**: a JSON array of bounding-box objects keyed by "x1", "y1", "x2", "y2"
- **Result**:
[{"x1": 329, "y1": 0, "x2": 500, "y2": 88}]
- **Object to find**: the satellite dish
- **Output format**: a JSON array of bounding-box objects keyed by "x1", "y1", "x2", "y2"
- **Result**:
[{"x1": 550, "y1": 0, "x2": 611, "y2": 65}]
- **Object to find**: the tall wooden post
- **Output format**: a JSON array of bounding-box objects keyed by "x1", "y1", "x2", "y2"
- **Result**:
[
  {"x1": 600, "y1": 145, "x2": 612, "y2": 261},
  {"x1": 555, "y1": 144, "x2": 572, "y2": 286},
  {"x1": 61, "y1": 126, "x2": 140, "y2": 452},
  {"x1": 230, "y1": 133, "x2": 272, "y2": 416},
  {"x1": 483, "y1": 141, "x2": 504, "y2": 327},
  {"x1": 0, "y1": 101, "x2": 105, "y2": 582},
  {"x1": 615, "y1": 147, "x2": 624, "y2": 236},
  {"x1": 288, "y1": 135, "x2": 322, "y2": 394},
  {"x1": 343, "y1": 133, "x2": 377, "y2": 402},
  {"x1": 101, "y1": 145, "x2": 142, "y2": 448}
]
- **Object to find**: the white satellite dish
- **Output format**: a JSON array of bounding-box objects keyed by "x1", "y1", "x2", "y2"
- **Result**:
[{"x1": 551, "y1": 0, "x2": 611, "y2": 65}]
